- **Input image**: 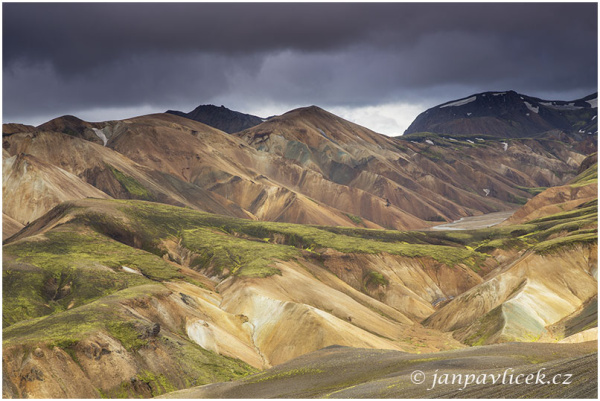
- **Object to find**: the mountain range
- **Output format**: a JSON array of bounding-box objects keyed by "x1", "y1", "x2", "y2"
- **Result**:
[{"x1": 2, "y1": 90, "x2": 597, "y2": 398}]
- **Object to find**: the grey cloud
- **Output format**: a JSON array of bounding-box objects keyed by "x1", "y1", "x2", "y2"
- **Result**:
[
  {"x1": 4, "y1": 3, "x2": 596, "y2": 73},
  {"x1": 2, "y1": 3, "x2": 597, "y2": 126}
]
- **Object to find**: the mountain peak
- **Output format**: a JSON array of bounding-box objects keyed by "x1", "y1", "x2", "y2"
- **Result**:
[
  {"x1": 37, "y1": 115, "x2": 93, "y2": 134},
  {"x1": 405, "y1": 91, "x2": 598, "y2": 138},
  {"x1": 166, "y1": 104, "x2": 264, "y2": 134}
]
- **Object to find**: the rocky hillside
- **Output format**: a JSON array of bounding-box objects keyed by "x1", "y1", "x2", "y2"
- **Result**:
[
  {"x1": 238, "y1": 105, "x2": 590, "y2": 220},
  {"x1": 405, "y1": 91, "x2": 598, "y2": 138},
  {"x1": 166, "y1": 104, "x2": 264, "y2": 133}
]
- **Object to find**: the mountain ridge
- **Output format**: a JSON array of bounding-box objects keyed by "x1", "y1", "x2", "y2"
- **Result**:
[{"x1": 4, "y1": 98, "x2": 593, "y2": 232}]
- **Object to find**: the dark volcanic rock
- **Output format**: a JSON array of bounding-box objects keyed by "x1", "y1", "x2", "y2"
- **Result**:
[
  {"x1": 405, "y1": 91, "x2": 598, "y2": 138},
  {"x1": 166, "y1": 105, "x2": 264, "y2": 134}
]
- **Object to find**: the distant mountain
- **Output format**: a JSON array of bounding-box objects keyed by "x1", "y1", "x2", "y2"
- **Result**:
[
  {"x1": 166, "y1": 104, "x2": 264, "y2": 133},
  {"x1": 35, "y1": 115, "x2": 107, "y2": 145},
  {"x1": 2, "y1": 123, "x2": 36, "y2": 135},
  {"x1": 405, "y1": 91, "x2": 598, "y2": 138}
]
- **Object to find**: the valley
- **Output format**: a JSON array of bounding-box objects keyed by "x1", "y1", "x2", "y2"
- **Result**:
[
  {"x1": 430, "y1": 210, "x2": 515, "y2": 230},
  {"x1": 2, "y1": 91, "x2": 597, "y2": 398}
]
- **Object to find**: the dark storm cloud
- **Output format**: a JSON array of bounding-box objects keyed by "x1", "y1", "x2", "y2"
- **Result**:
[{"x1": 3, "y1": 2, "x2": 597, "y2": 127}]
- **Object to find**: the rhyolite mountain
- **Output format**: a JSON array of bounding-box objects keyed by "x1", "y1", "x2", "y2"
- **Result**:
[
  {"x1": 405, "y1": 90, "x2": 598, "y2": 139},
  {"x1": 2, "y1": 92, "x2": 597, "y2": 398},
  {"x1": 166, "y1": 104, "x2": 264, "y2": 134}
]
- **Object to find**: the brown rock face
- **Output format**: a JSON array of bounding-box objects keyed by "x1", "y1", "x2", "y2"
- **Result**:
[{"x1": 3, "y1": 151, "x2": 111, "y2": 225}]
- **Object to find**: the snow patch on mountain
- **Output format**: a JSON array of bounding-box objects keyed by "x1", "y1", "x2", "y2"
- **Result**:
[
  {"x1": 122, "y1": 265, "x2": 142, "y2": 275},
  {"x1": 540, "y1": 102, "x2": 583, "y2": 111},
  {"x1": 440, "y1": 96, "x2": 477, "y2": 108},
  {"x1": 587, "y1": 97, "x2": 597, "y2": 108},
  {"x1": 524, "y1": 102, "x2": 539, "y2": 114},
  {"x1": 92, "y1": 128, "x2": 108, "y2": 146}
]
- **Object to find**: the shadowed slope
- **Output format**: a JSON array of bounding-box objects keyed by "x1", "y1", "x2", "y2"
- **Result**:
[{"x1": 160, "y1": 342, "x2": 597, "y2": 399}]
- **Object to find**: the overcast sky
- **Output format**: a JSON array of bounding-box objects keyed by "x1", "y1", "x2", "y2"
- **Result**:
[{"x1": 3, "y1": 2, "x2": 598, "y2": 136}]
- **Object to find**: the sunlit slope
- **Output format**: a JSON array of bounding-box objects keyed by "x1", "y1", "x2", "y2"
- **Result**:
[
  {"x1": 425, "y1": 201, "x2": 597, "y2": 344},
  {"x1": 3, "y1": 129, "x2": 253, "y2": 223},
  {"x1": 2, "y1": 213, "x2": 23, "y2": 241},
  {"x1": 5, "y1": 198, "x2": 482, "y2": 397},
  {"x1": 3, "y1": 150, "x2": 111, "y2": 225},
  {"x1": 3, "y1": 194, "x2": 597, "y2": 398},
  {"x1": 239, "y1": 106, "x2": 589, "y2": 223}
]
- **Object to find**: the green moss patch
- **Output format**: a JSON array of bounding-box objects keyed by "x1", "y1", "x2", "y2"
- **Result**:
[
  {"x1": 365, "y1": 271, "x2": 388, "y2": 287},
  {"x1": 345, "y1": 213, "x2": 365, "y2": 226},
  {"x1": 570, "y1": 163, "x2": 598, "y2": 186},
  {"x1": 2, "y1": 285, "x2": 164, "y2": 346},
  {"x1": 107, "y1": 164, "x2": 155, "y2": 201},
  {"x1": 514, "y1": 186, "x2": 548, "y2": 196},
  {"x1": 528, "y1": 205, "x2": 597, "y2": 224},
  {"x1": 109, "y1": 200, "x2": 487, "y2": 271},
  {"x1": 105, "y1": 321, "x2": 148, "y2": 351},
  {"x1": 181, "y1": 227, "x2": 298, "y2": 277},
  {"x1": 3, "y1": 227, "x2": 183, "y2": 327},
  {"x1": 532, "y1": 232, "x2": 598, "y2": 255}
]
